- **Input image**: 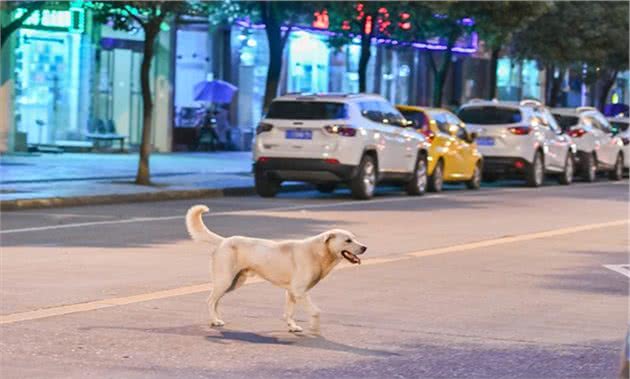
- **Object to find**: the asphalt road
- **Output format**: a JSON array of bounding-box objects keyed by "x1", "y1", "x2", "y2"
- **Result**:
[{"x1": 1, "y1": 179, "x2": 628, "y2": 378}]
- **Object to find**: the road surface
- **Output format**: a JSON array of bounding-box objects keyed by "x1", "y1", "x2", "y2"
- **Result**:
[{"x1": 1, "y1": 180, "x2": 628, "y2": 378}]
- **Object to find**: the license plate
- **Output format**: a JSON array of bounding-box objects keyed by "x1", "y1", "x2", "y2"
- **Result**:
[
  {"x1": 476, "y1": 137, "x2": 495, "y2": 146},
  {"x1": 285, "y1": 129, "x2": 312, "y2": 140}
]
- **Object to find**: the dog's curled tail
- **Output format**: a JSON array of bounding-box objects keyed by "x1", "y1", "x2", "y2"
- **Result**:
[{"x1": 186, "y1": 205, "x2": 224, "y2": 245}]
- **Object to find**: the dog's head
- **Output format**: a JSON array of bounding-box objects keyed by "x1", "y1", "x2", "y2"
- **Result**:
[{"x1": 324, "y1": 229, "x2": 367, "y2": 265}]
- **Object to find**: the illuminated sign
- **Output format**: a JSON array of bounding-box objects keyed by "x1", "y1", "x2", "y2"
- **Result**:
[{"x1": 15, "y1": 8, "x2": 85, "y2": 33}]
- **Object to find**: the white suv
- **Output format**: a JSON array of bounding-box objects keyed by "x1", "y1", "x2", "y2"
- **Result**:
[
  {"x1": 457, "y1": 100, "x2": 576, "y2": 186},
  {"x1": 253, "y1": 94, "x2": 430, "y2": 199},
  {"x1": 551, "y1": 107, "x2": 624, "y2": 181},
  {"x1": 608, "y1": 117, "x2": 629, "y2": 170}
]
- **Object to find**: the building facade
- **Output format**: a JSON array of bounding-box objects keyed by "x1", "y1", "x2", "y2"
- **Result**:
[{"x1": 2, "y1": 6, "x2": 488, "y2": 153}]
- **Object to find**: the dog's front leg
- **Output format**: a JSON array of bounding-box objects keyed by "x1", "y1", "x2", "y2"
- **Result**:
[
  {"x1": 303, "y1": 294, "x2": 321, "y2": 334},
  {"x1": 284, "y1": 291, "x2": 303, "y2": 333}
]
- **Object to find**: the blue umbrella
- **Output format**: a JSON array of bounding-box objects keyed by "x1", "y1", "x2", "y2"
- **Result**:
[{"x1": 193, "y1": 79, "x2": 238, "y2": 104}]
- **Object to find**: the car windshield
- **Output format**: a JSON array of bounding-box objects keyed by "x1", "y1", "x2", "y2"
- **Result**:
[
  {"x1": 458, "y1": 106, "x2": 522, "y2": 125},
  {"x1": 266, "y1": 101, "x2": 348, "y2": 120},
  {"x1": 553, "y1": 114, "x2": 580, "y2": 131}
]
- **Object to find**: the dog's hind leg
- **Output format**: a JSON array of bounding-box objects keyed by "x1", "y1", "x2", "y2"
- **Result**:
[
  {"x1": 207, "y1": 271, "x2": 235, "y2": 327},
  {"x1": 284, "y1": 291, "x2": 303, "y2": 333}
]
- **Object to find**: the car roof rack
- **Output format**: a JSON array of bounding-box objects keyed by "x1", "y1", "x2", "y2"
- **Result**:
[
  {"x1": 576, "y1": 106, "x2": 597, "y2": 113},
  {"x1": 519, "y1": 99, "x2": 543, "y2": 107}
]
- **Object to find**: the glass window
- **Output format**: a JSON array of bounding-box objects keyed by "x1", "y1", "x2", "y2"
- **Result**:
[
  {"x1": 458, "y1": 106, "x2": 523, "y2": 125},
  {"x1": 431, "y1": 112, "x2": 450, "y2": 134},
  {"x1": 359, "y1": 101, "x2": 383, "y2": 123},
  {"x1": 266, "y1": 101, "x2": 348, "y2": 120},
  {"x1": 399, "y1": 110, "x2": 428, "y2": 131},
  {"x1": 553, "y1": 114, "x2": 579, "y2": 131},
  {"x1": 377, "y1": 101, "x2": 406, "y2": 127},
  {"x1": 610, "y1": 120, "x2": 629, "y2": 132}
]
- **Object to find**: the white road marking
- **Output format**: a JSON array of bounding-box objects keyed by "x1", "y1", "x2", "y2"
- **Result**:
[
  {"x1": 603, "y1": 264, "x2": 630, "y2": 278},
  {"x1": 0, "y1": 194, "x2": 447, "y2": 234},
  {"x1": 2, "y1": 180, "x2": 624, "y2": 235},
  {"x1": 1, "y1": 218, "x2": 626, "y2": 325}
]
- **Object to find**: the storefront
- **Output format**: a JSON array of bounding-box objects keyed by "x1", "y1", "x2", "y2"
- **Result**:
[
  {"x1": 10, "y1": 6, "x2": 91, "y2": 150},
  {"x1": 496, "y1": 57, "x2": 544, "y2": 102}
]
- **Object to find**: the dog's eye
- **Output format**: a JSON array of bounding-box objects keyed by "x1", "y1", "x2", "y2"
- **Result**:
[{"x1": 345, "y1": 239, "x2": 352, "y2": 243}]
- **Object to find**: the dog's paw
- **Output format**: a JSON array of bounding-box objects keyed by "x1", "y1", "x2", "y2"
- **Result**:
[
  {"x1": 288, "y1": 325, "x2": 303, "y2": 333},
  {"x1": 210, "y1": 319, "x2": 225, "y2": 327}
]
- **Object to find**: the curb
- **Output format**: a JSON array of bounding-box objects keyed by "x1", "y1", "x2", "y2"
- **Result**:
[{"x1": 0, "y1": 184, "x2": 311, "y2": 211}]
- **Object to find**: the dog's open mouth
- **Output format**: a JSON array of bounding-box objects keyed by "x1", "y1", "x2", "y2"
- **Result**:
[{"x1": 341, "y1": 250, "x2": 361, "y2": 264}]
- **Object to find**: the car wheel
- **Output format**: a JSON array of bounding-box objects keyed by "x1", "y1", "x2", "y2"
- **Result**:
[
  {"x1": 351, "y1": 154, "x2": 377, "y2": 200},
  {"x1": 581, "y1": 153, "x2": 597, "y2": 182},
  {"x1": 405, "y1": 155, "x2": 427, "y2": 196},
  {"x1": 526, "y1": 151, "x2": 544, "y2": 187},
  {"x1": 466, "y1": 162, "x2": 482, "y2": 190},
  {"x1": 428, "y1": 160, "x2": 444, "y2": 192},
  {"x1": 609, "y1": 153, "x2": 624, "y2": 181},
  {"x1": 558, "y1": 152, "x2": 574, "y2": 185},
  {"x1": 316, "y1": 183, "x2": 336, "y2": 193},
  {"x1": 254, "y1": 170, "x2": 280, "y2": 198}
]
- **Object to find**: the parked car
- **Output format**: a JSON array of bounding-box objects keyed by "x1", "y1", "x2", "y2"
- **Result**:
[
  {"x1": 552, "y1": 107, "x2": 624, "y2": 181},
  {"x1": 607, "y1": 116, "x2": 629, "y2": 170},
  {"x1": 457, "y1": 100, "x2": 576, "y2": 186},
  {"x1": 396, "y1": 105, "x2": 483, "y2": 191},
  {"x1": 253, "y1": 94, "x2": 430, "y2": 199}
]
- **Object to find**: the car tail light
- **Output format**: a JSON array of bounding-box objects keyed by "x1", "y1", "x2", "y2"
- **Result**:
[
  {"x1": 622, "y1": 137, "x2": 630, "y2": 145},
  {"x1": 568, "y1": 128, "x2": 586, "y2": 138},
  {"x1": 508, "y1": 126, "x2": 531, "y2": 135},
  {"x1": 258, "y1": 156, "x2": 270, "y2": 163},
  {"x1": 324, "y1": 124, "x2": 357, "y2": 137},
  {"x1": 514, "y1": 160, "x2": 525, "y2": 169},
  {"x1": 324, "y1": 158, "x2": 340, "y2": 164},
  {"x1": 256, "y1": 122, "x2": 273, "y2": 135}
]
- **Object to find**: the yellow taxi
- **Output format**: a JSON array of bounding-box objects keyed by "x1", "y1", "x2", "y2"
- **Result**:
[{"x1": 396, "y1": 105, "x2": 483, "y2": 192}]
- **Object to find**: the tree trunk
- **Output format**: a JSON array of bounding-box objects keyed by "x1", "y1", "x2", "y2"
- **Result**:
[
  {"x1": 545, "y1": 66, "x2": 563, "y2": 107},
  {"x1": 488, "y1": 47, "x2": 500, "y2": 100},
  {"x1": 135, "y1": 24, "x2": 160, "y2": 186},
  {"x1": 432, "y1": 51, "x2": 453, "y2": 107},
  {"x1": 358, "y1": 14, "x2": 375, "y2": 93},
  {"x1": 0, "y1": 3, "x2": 43, "y2": 47},
  {"x1": 261, "y1": 3, "x2": 290, "y2": 113},
  {"x1": 596, "y1": 70, "x2": 618, "y2": 112}
]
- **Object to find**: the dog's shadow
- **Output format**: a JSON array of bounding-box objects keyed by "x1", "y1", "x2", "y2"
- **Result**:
[
  {"x1": 206, "y1": 329, "x2": 398, "y2": 357},
  {"x1": 81, "y1": 324, "x2": 398, "y2": 357}
]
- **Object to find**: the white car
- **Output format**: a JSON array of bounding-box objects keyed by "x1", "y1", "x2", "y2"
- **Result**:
[
  {"x1": 457, "y1": 99, "x2": 576, "y2": 186},
  {"x1": 253, "y1": 94, "x2": 430, "y2": 199},
  {"x1": 552, "y1": 107, "x2": 624, "y2": 181},
  {"x1": 607, "y1": 116, "x2": 629, "y2": 170}
]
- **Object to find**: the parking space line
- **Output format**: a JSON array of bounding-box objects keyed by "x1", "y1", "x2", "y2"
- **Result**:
[{"x1": 1, "y1": 218, "x2": 626, "y2": 326}]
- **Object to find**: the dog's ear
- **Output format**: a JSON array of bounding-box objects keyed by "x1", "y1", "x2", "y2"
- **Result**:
[{"x1": 325, "y1": 233, "x2": 335, "y2": 243}]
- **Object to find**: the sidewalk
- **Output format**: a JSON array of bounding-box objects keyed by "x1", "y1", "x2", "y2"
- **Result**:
[{"x1": 0, "y1": 152, "x2": 283, "y2": 210}]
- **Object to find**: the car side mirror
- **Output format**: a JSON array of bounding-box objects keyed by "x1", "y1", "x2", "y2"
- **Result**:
[{"x1": 467, "y1": 132, "x2": 478, "y2": 143}]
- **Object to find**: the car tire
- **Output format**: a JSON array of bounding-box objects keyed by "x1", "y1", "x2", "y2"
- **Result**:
[
  {"x1": 581, "y1": 153, "x2": 597, "y2": 182},
  {"x1": 558, "y1": 152, "x2": 574, "y2": 185},
  {"x1": 526, "y1": 151, "x2": 544, "y2": 187},
  {"x1": 405, "y1": 154, "x2": 428, "y2": 196},
  {"x1": 609, "y1": 153, "x2": 624, "y2": 181},
  {"x1": 465, "y1": 161, "x2": 482, "y2": 190},
  {"x1": 351, "y1": 154, "x2": 377, "y2": 200},
  {"x1": 428, "y1": 160, "x2": 444, "y2": 192},
  {"x1": 254, "y1": 170, "x2": 280, "y2": 198},
  {"x1": 316, "y1": 183, "x2": 336, "y2": 193}
]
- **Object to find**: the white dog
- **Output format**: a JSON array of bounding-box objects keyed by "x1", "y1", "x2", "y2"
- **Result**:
[{"x1": 185, "y1": 205, "x2": 367, "y2": 333}]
